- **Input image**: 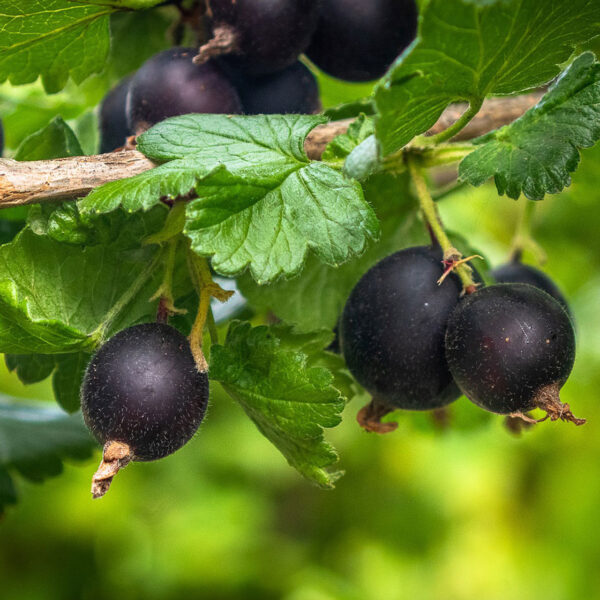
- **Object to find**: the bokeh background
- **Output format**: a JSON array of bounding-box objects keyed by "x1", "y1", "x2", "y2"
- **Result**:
[{"x1": 1, "y1": 8, "x2": 600, "y2": 600}]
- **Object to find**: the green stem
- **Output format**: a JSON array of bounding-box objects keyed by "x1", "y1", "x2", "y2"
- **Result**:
[
  {"x1": 509, "y1": 199, "x2": 545, "y2": 263},
  {"x1": 383, "y1": 143, "x2": 474, "y2": 176},
  {"x1": 408, "y1": 158, "x2": 477, "y2": 292},
  {"x1": 91, "y1": 247, "x2": 165, "y2": 344},
  {"x1": 186, "y1": 246, "x2": 233, "y2": 371},
  {"x1": 422, "y1": 98, "x2": 484, "y2": 145},
  {"x1": 206, "y1": 308, "x2": 219, "y2": 345}
]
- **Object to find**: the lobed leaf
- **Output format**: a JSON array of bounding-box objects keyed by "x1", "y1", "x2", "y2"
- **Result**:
[
  {"x1": 210, "y1": 321, "x2": 346, "y2": 488},
  {"x1": 459, "y1": 53, "x2": 600, "y2": 199},
  {"x1": 0, "y1": 0, "x2": 115, "y2": 93},
  {"x1": 375, "y1": 0, "x2": 600, "y2": 155}
]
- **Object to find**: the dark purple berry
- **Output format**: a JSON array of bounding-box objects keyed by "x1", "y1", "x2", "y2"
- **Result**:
[
  {"x1": 491, "y1": 259, "x2": 570, "y2": 316},
  {"x1": 306, "y1": 0, "x2": 418, "y2": 82},
  {"x1": 340, "y1": 246, "x2": 469, "y2": 431},
  {"x1": 99, "y1": 76, "x2": 132, "y2": 153},
  {"x1": 232, "y1": 61, "x2": 321, "y2": 114},
  {"x1": 204, "y1": 0, "x2": 320, "y2": 74},
  {"x1": 126, "y1": 47, "x2": 242, "y2": 134},
  {"x1": 445, "y1": 284, "x2": 583, "y2": 424},
  {"x1": 81, "y1": 322, "x2": 209, "y2": 462}
]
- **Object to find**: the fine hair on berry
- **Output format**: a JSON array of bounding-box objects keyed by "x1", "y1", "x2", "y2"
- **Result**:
[
  {"x1": 126, "y1": 47, "x2": 242, "y2": 134},
  {"x1": 340, "y1": 245, "x2": 472, "y2": 431},
  {"x1": 445, "y1": 283, "x2": 584, "y2": 425}
]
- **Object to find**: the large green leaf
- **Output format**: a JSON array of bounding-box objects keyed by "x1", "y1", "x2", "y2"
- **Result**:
[
  {"x1": 0, "y1": 228, "x2": 162, "y2": 354},
  {"x1": 82, "y1": 114, "x2": 379, "y2": 283},
  {"x1": 0, "y1": 397, "x2": 95, "y2": 514},
  {"x1": 459, "y1": 53, "x2": 600, "y2": 200},
  {"x1": 210, "y1": 321, "x2": 346, "y2": 488},
  {"x1": 375, "y1": 0, "x2": 600, "y2": 155},
  {"x1": 0, "y1": 1, "x2": 115, "y2": 93}
]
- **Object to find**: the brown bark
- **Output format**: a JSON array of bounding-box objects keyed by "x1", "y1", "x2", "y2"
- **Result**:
[{"x1": 0, "y1": 93, "x2": 544, "y2": 209}]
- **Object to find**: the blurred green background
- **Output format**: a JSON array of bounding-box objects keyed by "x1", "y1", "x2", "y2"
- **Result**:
[{"x1": 2, "y1": 8, "x2": 600, "y2": 600}]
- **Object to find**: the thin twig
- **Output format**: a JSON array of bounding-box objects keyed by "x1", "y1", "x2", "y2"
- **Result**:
[{"x1": 0, "y1": 93, "x2": 544, "y2": 209}]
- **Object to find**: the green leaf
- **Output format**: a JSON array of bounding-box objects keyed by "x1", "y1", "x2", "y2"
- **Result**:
[
  {"x1": 210, "y1": 321, "x2": 346, "y2": 488},
  {"x1": 5, "y1": 354, "x2": 55, "y2": 384},
  {"x1": 321, "y1": 115, "x2": 375, "y2": 163},
  {"x1": 28, "y1": 203, "x2": 167, "y2": 248},
  {"x1": 14, "y1": 117, "x2": 83, "y2": 161},
  {"x1": 81, "y1": 114, "x2": 327, "y2": 214},
  {"x1": 375, "y1": 0, "x2": 600, "y2": 155},
  {"x1": 83, "y1": 115, "x2": 379, "y2": 283},
  {"x1": 239, "y1": 174, "x2": 427, "y2": 331},
  {"x1": 0, "y1": 397, "x2": 95, "y2": 514},
  {"x1": 0, "y1": 228, "x2": 161, "y2": 354},
  {"x1": 459, "y1": 53, "x2": 600, "y2": 200},
  {"x1": 53, "y1": 353, "x2": 90, "y2": 413},
  {"x1": 0, "y1": 1, "x2": 115, "y2": 93},
  {"x1": 185, "y1": 162, "x2": 377, "y2": 283}
]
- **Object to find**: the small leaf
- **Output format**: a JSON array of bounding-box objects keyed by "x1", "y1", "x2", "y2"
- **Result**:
[
  {"x1": 210, "y1": 321, "x2": 346, "y2": 488},
  {"x1": 0, "y1": 228, "x2": 162, "y2": 354},
  {"x1": 5, "y1": 354, "x2": 55, "y2": 384},
  {"x1": 14, "y1": 117, "x2": 83, "y2": 161},
  {"x1": 375, "y1": 0, "x2": 600, "y2": 155},
  {"x1": 0, "y1": 1, "x2": 115, "y2": 93},
  {"x1": 459, "y1": 53, "x2": 600, "y2": 200}
]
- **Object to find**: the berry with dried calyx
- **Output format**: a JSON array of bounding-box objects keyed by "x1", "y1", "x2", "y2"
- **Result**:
[
  {"x1": 81, "y1": 322, "x2": 209, "y2": 498},
  {"x1": 198, "y1": 0, "x2": 320, "y2": 74},
  {"x1": 445, "y1": 283, "x2": 584, "y2": 425},
  {"x1": 340, "y1": 245, "x2": 472, "y2": 433}
]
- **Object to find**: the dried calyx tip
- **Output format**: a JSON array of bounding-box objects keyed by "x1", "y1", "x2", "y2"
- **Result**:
[
  {"x1": 193, "y1": 25, "x2": 238, "y2": 65},
  {"x1": 91, "y1": 440, "x2": 133, "y2": 499},
  {"x1": 357, "y1": 398, "x2": 397, "y2": 434},
  {"x1": 532, "y1": 383, "x2": 586, "y2": 426}
]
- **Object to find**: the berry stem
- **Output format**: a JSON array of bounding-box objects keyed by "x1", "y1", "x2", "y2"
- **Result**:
[
  {"x1": 420, "y1": 97, "x2": 484, "y2": 145},
  {"x1": 91, "y1": 247, "x2": 165, "y2": 345},
  {"x1": 151, "y1": 236, "x2": 186, "y2": 322},
  {"x1": 509, "y1": 198, "x2": 546, "y2": 264},
  {"x1": 408, "y1": 158, "x2": 478, "y2": 293},
  {"x1": 186, "y1": 246, "x2": 234, "y2": 371}
]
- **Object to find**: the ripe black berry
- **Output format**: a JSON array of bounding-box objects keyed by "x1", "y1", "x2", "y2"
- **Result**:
[
  {"x1": 339, "y1": 246, "x2": 469, "y2": 432},
  {"x1": 201, "y1": 0, "x2": 320, "y2": 74},
  {"x1": 231, "y1": 61, "x2": 321, "y2": 115},
  {"x1": 491, "y1": 259, "x2": 570, "y2": 316},
  {"x1": 99, "y1": 76, "x2": 132, "y2": 153},
  {"x1": 445, "y1": 284, "x2": 584, "y2": 425},
  {"x1": 305, "y1": 0, "x2": 418, "y2": 82},
  {"x1": 126, "y1": 47, "x2": 242, "y2": 134},
  {"x1": 82, "y1": 322, "x2": 209, "y2": 497}
]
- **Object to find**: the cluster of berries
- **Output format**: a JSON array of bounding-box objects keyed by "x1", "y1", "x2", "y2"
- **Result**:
[
  {"x1": 99, "y1": 0, "x2": 418, "y2": 152},
  {"x1": 339, "y1": 246, "x2": 583, "y2": 431}
]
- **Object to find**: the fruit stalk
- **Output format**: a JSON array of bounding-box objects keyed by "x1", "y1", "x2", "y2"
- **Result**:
[
  {"x1": 186, "y1": 247, "x2": 233, "y2": 370},
  {"x1": 408, "y1": 159, "x2": 478, "y2": 293}
]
